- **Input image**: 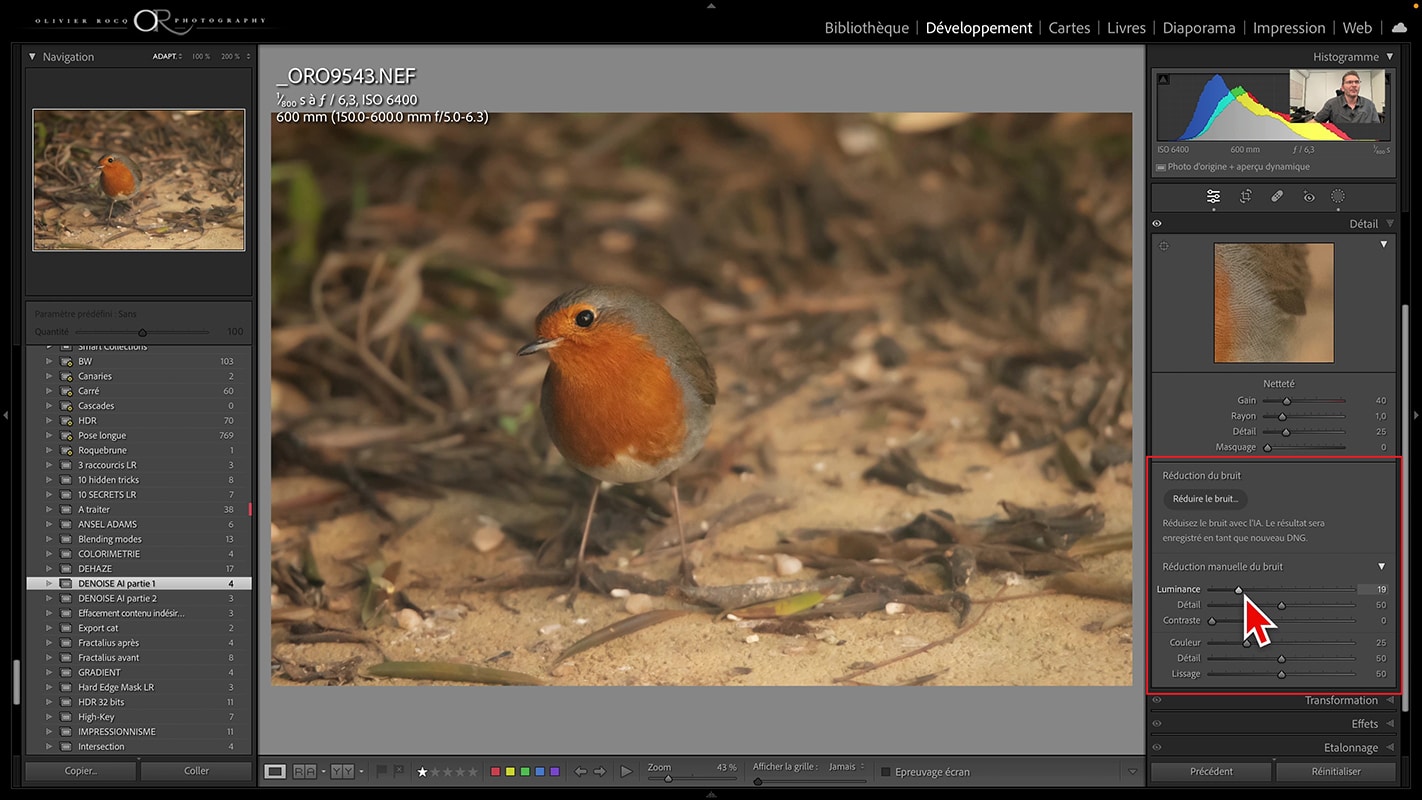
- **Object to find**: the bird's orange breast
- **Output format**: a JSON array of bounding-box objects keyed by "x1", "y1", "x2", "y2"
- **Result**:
[
  {"x1": 542, "y1": 320, "x2": 689, "y2": 472},
  {"x1": 100, "y1": 164, "x2": 137, "y2": 199}
]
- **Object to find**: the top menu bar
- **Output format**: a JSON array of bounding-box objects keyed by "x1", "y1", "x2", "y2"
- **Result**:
[{"x1": 11, "y1": 10, "x2": 1417, "y2": 44}]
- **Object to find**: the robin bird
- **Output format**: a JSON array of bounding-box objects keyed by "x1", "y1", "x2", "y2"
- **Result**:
[
  {"x1": 96, "y1": 153, "x2": 142, "y2": 225},
  {"x1": 1213, "y1": 243, "x2": 1311, "y2": 363},
  {"x1": 518, "y1": 285, "x2": 717, "y2": 604}
]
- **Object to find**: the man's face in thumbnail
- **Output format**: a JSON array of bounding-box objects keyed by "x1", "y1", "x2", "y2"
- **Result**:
[{"x1": 1341, "y1": 72, "x2": 1362, "y2": 100}]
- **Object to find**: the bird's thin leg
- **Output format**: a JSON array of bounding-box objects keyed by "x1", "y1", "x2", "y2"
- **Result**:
[
  {"x1": 670, "y1": 474, "x2": 696, "y2": 585},
  {"x1": 566, "y1": 482, "x2": 601, "y2": 608}
]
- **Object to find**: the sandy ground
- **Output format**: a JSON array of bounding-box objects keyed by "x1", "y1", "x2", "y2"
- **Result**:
[
  {"x1": 271, "y1": 346, "x2": 1133, "y2": 688},
  {"x1": 35, "y1": 173, "x2": 245, "y2": 251},
  {"x1": 1296, "y1": 243, "x2": 1335, "y2": 363}
]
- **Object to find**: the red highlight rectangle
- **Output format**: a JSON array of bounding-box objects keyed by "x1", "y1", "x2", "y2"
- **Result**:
[{"x1": 1144, "y1": 454, "x2": 1403, "y2": 698}]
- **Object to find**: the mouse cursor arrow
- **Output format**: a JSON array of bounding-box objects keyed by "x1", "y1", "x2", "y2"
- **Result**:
[{"x1": 1243, "y1": 593, "x2": 1278, "y2": 647}]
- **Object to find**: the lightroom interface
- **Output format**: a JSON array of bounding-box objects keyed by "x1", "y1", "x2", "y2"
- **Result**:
[{"x1": 9, "y1": 8, "x2": 1413, "y2": 790}]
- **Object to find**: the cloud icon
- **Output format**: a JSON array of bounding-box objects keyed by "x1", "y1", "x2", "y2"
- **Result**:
[{"x1": 1392, "y1": 22, "x2": 1407, "y2": 33}]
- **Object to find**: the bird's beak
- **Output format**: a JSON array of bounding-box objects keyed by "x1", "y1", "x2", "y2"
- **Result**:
[{"x1": 517, "y1": 337, "x2": 561, "y2": 356}]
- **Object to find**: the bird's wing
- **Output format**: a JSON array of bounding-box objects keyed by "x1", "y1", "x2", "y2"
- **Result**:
[{"x1": 679, "y1": 349, "x2": 718, "y2": 408}]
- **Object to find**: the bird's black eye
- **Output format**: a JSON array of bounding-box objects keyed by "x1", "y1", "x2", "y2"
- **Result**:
[{"x1": 574, "y1": 309, "x2": 595, "y2": 328}]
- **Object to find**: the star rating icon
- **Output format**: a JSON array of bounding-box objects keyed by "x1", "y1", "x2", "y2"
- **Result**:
[{"x1": 415, "y1": 765, "x2": 476, "y2": 779}]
